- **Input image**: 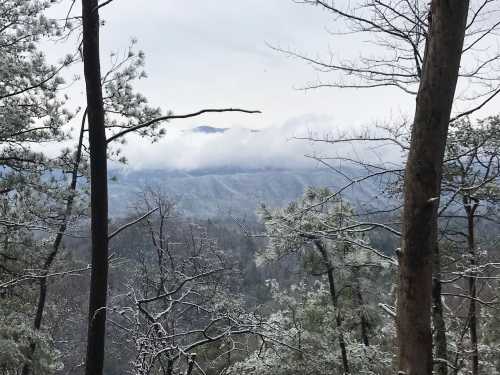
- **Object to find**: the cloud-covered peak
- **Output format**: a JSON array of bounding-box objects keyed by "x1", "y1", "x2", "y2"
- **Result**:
[{"x1": 118, "y1": 114, "x2": 401, "y2": 171}]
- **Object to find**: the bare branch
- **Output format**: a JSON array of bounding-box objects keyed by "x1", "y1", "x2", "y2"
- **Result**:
[
  {"x1": 108, "y1": 207, "x2": 159, "y2": 241},
  {"x1": 106, "y1": 108, "x2": 261, "y2": 144}
]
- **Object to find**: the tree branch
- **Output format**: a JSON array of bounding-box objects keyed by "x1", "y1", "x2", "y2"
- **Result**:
[{"x1": 106, "y1": 108, "x2": 261, "y2": 144}]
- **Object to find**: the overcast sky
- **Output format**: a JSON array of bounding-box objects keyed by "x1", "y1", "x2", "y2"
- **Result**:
[
  {"x1": 46, "y1": 1, "x2": 498, "y2": 170},
  {"x1": 95, "y1": 0, "x2": 413, "y2": 126}
]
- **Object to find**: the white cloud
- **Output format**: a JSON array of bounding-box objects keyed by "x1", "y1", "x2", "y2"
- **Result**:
[{"x1": 118, "y1": 114, "x2": 402, "y2": 170}]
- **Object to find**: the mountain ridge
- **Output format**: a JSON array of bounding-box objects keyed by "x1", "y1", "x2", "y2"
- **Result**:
[{"x1": 108, "y1": 166, "x2": 386, "y2": 219}]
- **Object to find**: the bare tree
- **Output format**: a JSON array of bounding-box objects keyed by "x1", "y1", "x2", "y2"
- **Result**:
[
  {"x1": 109, "y1": 190, "x2": 258, "y2": 374},
  {"x1": 277, "y1": 1, "x2": 500, "y2": 119},
  {"x1": 79, "y1": 2, "x2": 260, "y2": 373},
  {"x1": 81, "y1": 1, "x2": 109, "y2": 374},
  {"x1": 396, "y1": 3, "x2": 469, "y2": 374},
  {"x1": 274, "y1": 1, "x2": 493, "y2": 373}
]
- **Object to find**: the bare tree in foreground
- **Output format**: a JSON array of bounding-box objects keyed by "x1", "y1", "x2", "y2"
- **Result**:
[
  {"x1": 397, "y1": 3, "x2": 469, "y2": 374},
  {"x1": 81, "y1": 1, "x2": 109, "y2": 373},
  {"x1": 79, "y1": 2, "x2": 260, "y2": 374},
  {"x1": 275, "y1": 1, "x2": 490, "y2": 373}
]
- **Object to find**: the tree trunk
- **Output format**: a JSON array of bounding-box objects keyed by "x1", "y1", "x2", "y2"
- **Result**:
[
  {"x1": 314, "y1": 240, "x2": 350, "y2": 374},
  {"x1": 81, "y1": 1, "x2": 109, "y2": 374},
  {"x1": 432, "y1": 241, "x2": 448, "y2": 375},
  {"x1": 397, "y1": 2, "x2": 469, "y2": 374},
  {"x1": 353, "y1": 267, "x2": 370, "y2": 346},
  {"x1": 22, "y1": 112, "x2": 86, "y2": 375},
  {"x1": 465, "y1": 200, "x2": 479, "y2": 375}
]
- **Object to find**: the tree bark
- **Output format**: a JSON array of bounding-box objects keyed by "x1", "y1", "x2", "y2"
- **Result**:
[
  {"x1": 397, "y1": 2, "x2": 469, "y2": 374},
  {"x1": 81, "y1": 1, "x2": 109, "y2": 374}
]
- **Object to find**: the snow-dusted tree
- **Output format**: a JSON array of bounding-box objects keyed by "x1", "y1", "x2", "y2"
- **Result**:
[
  {"x1": 0, "y1": 0, "x2": 74, "y2": 186},
  {"x1": 0, "y1": 199, "x2": 65, "y2": 375},
  {"x1": 436, "y1": 117, "x2": 500, "y2": 375},
  {"x1": 241, "y1": 187, "x2": 395, "y2": 374},
  {"x1": 0, "y1": 1, "x2": 77, "y2": 373},
  {"x1": 306, "y1": 115, "x2": 500, "y2": 374},
  {"x1": 16, "y1": 36, "x2": 177, "y2": 374},
  {"x1": 228, "y1": 279, "x2": 394, "y2": 375}
]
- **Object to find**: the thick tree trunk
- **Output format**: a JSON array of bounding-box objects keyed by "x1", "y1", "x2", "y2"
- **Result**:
[
  {"x1": 314, "y1": 240, "x2": 350, "y2": 374},
  {"x1": 465, "y1": 200, "x2": 479, "y2": 375},
  {"x1": 81, "y1": 1, "x2": 109, "y2": 375},
  {"x1": 432, "y1": 241, "x2": 448, "y2": 375},
  {"x1": 397, "y1": 2, "x2": 469, "y2": 374}
]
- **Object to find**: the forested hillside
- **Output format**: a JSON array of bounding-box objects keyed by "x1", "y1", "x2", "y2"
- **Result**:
[
  {"x1": 107, "y1": 167, "x2": 386, "y2": 218},
  {"x1": 1, "y1": 1, "x2": 500, "y2": 375}
]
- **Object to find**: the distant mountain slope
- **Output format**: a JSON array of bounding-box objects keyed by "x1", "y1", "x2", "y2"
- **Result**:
[
  {"x1": 108, "y1": 167, "x2": 386, "y2": 218},
  {"x1": 189, "y1": 125, "x2": 228, "y2": 134}
]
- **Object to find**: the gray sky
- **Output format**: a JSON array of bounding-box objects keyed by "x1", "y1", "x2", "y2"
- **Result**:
[
  {"x1": 46, "y1": 0, "x2": 498, "y2": 170},
  {"x1": 96, "y1": 0, "x2": 413, "y2": 127}
]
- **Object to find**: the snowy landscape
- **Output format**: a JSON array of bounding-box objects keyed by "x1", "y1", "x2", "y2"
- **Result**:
[{"x1": 2, "y1": 1, "x2": 500, "y2": 375}]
